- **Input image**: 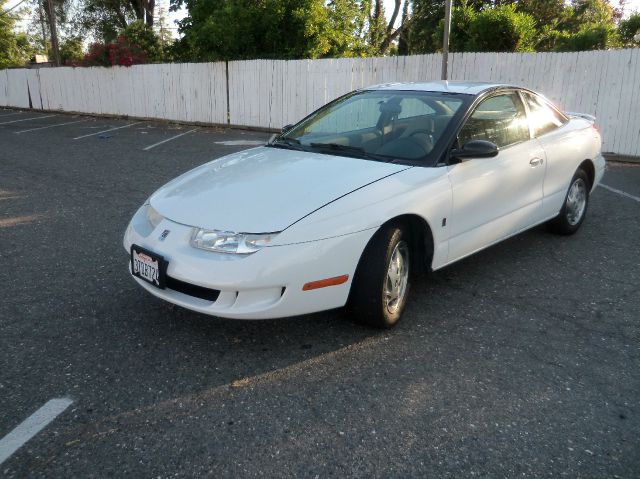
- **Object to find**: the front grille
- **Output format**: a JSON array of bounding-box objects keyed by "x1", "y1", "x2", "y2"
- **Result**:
[{"x1": 166, "y1": 275, "x2": 220, "y2": 302}]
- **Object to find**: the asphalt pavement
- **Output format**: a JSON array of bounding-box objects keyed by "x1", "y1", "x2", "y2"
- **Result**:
[{"x1": 1, "y1": 110, "x2": 639, "y2": 478}]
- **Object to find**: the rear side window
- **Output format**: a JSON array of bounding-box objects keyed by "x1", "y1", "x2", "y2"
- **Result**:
[
  {"x1": 522, "y1": 92, "x2": 567, "y2": 137},
  {"x1": 458, "y1": 92, "x2": 530, "y2": 149}
]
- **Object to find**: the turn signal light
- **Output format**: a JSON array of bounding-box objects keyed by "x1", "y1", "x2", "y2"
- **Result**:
[{"x1": 302, "y1": 275, "x2": 349, "y2": 291}]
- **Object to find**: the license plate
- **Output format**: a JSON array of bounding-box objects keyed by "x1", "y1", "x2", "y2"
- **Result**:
[{"x1": 130, "y1": 244, "x2": 167, "y2": 289}]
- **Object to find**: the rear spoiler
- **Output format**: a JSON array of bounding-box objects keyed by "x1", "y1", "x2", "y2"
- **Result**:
[{"x1": 565, "y1": 111, "x2": 596, "y2": 123}]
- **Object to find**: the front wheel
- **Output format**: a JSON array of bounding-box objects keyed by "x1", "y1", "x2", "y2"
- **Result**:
[
  {"x1": 548, "y1": 169, "x2": 590, "y2": 235},
  {"x1": 349, "y1": 225, "x2": 411, "y2": 328}
]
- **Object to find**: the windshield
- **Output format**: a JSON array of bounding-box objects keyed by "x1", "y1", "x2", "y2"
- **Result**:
[{"x1": 270, "y1": 90, "x2": 471, "y2": 163}]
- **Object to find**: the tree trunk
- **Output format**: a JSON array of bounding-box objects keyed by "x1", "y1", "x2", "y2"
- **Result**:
[{"x1": 146, "y1": 0, "x2": 155, "y2": 27}]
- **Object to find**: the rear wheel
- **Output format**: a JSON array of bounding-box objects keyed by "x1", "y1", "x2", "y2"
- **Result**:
[
  {"x1": 548, "y1": 168, "x2": 590, "y2": 235},
  {"x1": 349, "y1": 225, "x2": 411, "y2": 328}
]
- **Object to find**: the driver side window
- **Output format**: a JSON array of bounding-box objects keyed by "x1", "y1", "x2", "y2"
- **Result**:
[{"x1": 458, "y1": 92, "x2": 530, "y2": 149}]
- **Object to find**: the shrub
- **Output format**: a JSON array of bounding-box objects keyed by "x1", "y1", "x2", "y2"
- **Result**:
[
  {"x1": 83, "y1": 36, "x2": 147, "y2": 67},
  {"x1": 120, "y1": 21, "x2": 165, "y2": 62},
  {"x1": 60, "y1": 38, "x2": 85, "y2": 65},
  {"x1": 619, "y1": 13, "x2": 640, "y2": 46},
  {"x1": 466, "y1": 4, "x2": 538, "y2": 52},
  {"x1": 432, "y1": 4, "x2": 477, "y2": 52},
  {"x1": 555, "y1": 24, "x2": 620, "y2": 51}
]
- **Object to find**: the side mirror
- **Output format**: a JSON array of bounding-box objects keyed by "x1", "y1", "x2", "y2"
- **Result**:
[
  {"x1": 281, "y1": 124, "x2": 294, "y2": 134},
  {"x1": 450, "y1": 140, "x2": 499, "y2": 161}
]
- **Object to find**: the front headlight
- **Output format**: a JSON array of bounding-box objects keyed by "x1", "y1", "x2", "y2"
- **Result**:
[
  {"x1": 191, "y1": 228, "x2": 279, "y2": 254},
  {"x1": 144, "y1": 204, "x2": 164, "y2": 229}
]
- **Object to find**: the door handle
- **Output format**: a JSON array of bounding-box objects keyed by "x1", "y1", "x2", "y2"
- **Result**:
[{"x1": 530, "y1": 157, "x2": 544, "y2": 167}]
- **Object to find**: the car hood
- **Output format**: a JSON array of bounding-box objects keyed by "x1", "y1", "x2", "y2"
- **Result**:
[{"x1": 150, "y1": 146, "x2": 410, "y2": 232}]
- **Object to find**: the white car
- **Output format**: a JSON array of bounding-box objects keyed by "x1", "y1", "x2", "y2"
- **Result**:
[{"x1": 124, "y1": 81, "x2": 605, "y2": 328}]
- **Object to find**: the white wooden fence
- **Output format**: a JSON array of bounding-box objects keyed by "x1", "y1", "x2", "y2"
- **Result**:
[
  {"x1": 1, "y1": 50, "x2": 639, "y2": 156},
  {"x1": 0, "y1": 63, "x2": 227, "y2": 124}
]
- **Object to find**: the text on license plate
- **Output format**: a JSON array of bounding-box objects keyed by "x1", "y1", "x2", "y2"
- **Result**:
[{"x1": 132, "y1": 249, "x2": 161, "y2": 286}]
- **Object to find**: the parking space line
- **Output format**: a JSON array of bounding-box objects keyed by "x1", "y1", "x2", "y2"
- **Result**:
[
  {"x1": 73, "y1": 121, "x2": 143, "y2": 140},
  {"x1": 15, "y1": 118, "x2": 89, "y2": 134},
  {"x1": 0, "y1": 114, "x2": 57, "y2": 126},
  {"x1": 599, "y1": 183, "x2": 640, "y2": 203},
  {"x1": 214, "y1": 140, "x2": 266, "y2": 146},
  {"x1": 143, "y1": 128, "x2": 198, "y2": 151},
  {"x1": 0, "y1": 398, "x2": 73, "y2": 465},
  {"x1": 0, "y1": 111, "x2": 22, "y2": 118}
]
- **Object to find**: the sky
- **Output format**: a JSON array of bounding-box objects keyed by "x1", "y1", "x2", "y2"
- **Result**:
[{"x1": 4, "y1": 0, "x2": 640, "y2": 38}]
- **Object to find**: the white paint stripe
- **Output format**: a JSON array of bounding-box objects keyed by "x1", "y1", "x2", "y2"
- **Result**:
[
  {"x1": 73, "y1": 121, "x2": 142, "y2": 140},
  {"x1": 214, "y1": 140, "x2": 266, "y2": 146},
  {"x1": 143, "y1": 128, "x2": 198, "y2": 151},
  {"x1": 599, "y1": 183, "x2": 640, "y2": 203},
  {"x1": 0, "y1": 398, "x2": 73, "y2": 465},
  {"x1": 0, "y1": 111, "x2": 22, "y2": 118},
  {"x1": 0, "y1": 114, "x2": 57, "y2": 126},
  {"x1": 15, "y1": 118, "x2": 89, "y2": 134}
]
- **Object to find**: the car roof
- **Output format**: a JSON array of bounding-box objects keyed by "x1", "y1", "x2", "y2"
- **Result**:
[{"x1": 365, "y1": 81, "x2": 517, "y2": 95}]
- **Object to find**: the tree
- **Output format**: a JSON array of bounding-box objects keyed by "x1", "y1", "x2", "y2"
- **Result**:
[
  {"x1": 466, "y1": 4, "x2": 537, "y2": 52},
  {"x1": 554, "y1": 24, "x2": 620, "y2": 50},
  {"x1": 397, "y1": 0, "x2": 410, "y2": 54},
  {"x1": 73, "y1": 0, "x2": 156, "y2": 43},
  {"x1": 552, "y1": 0, "x2": 620, "y2": 51},
  {"x1": 514, "y1": 0, "x2": 566, "y2": 27},
  {"x1": 121, "y1": 20, "x2": 165, "y2": 61},
  {"x1": 408, "y1": 0, "x2": 625, "y2": 54},
  {"x1": 407, "y1": 0, "x2": 438, "y2": 53},
  {"x1": 432, "y1": 3, "x2": 477, "y2": 52},
  {"x1": 59, "y1": 37, "x2": 84, "y2": 64},
  {"x1": 366, "y1": 0, "x2": 410, "y2": 55},
  {"x1": 619, "y1": 12, "x2": 640, "y2": 46},
  {"x1": 0, "y1": 0, "x2": 33, "y2": 67},
  {"x1": 174, "y1": 0, "x2": 373, "y2": 61},
  {"x1": 172, "y1": 0, "x2": 412, "y2": 61}
]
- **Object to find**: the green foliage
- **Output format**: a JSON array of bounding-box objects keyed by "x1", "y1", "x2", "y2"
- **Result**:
[
  {"x1": 412, "y1": 0, "x2": 540, "y2": 53},
  {"x1": 410, "y1": 0, "x2": 627, "y2": 54},
  {"x1": 408, "y1": 0, "x2": 445, "y2": 54},
  {"x1": 466, "y1": 5, "x2": 538, "y2": 52},
  {"x1": 619, "y1": 13, "x2": 640, "y2": 46},
  {"x1": 550, "y1": 0, "x2": 620, "y2": 51},
  {"x1": 175, "y1": 0, "x2": 375, "y2": 61},
  {"x1": 432, "y1": 4, "x2": 477, "y2": 52},
  {"x1": 80, "y1": 19, "x2": 169, "y2": 66},
  {"x1": 515, "y1": 0, "x2": 566, "y2": 27},
  {"x1": 397, "y1": 0, "x2": 410, "y2": 55},
  {"x1": 429, "y1": 3, "x2": 537, "y2": 53},
  {"x1": 555, "y1": 24, "x2": 620, "y2": 51},
  {"x1": 0, "y1": 0, "x2": 33, "y2": 68},
  {"x1": 72, "y1": 0, "x2": 132, "y2": 43},
  {"x1": 121, "y1": 20, "x2": 165, "y2": 62},
  {"x1": 570, "y1": 0, "x2": 616, "y2": 26},
  {"x1": 73, "y1": 0, "x2": 158, "y2": 44},
  {"x1": 59, "y1": 37, "x2": 85, "y2": 64}
]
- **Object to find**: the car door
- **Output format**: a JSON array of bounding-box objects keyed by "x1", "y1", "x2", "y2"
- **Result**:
[
  {"x1": 446, "y1": 90, "x2": 546, "y2": 263},
  {"x1": 520, "y1": 91, "x2": 575, "y2": 219}
]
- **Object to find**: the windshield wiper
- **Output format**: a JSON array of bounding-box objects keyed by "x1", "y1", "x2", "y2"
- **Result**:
[
  {"x1": 268, "y1": 136, "x2": 305, "y2": 151},
  {"x1": 309, "y1": 142, "x2": 393, "y2": 162}
]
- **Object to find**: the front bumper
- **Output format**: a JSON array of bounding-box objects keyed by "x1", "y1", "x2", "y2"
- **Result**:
[{"x1": 123, "y1": 210, "x2": 375, "y2": 319}]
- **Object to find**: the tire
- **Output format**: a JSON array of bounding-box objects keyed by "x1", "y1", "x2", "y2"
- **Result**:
[
  {"x1": 548, "y1": 168, "x2": 590, "y2": 235},
  {"x1": 349, "y1": 224, "x2": 411, "y2": 329}
]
